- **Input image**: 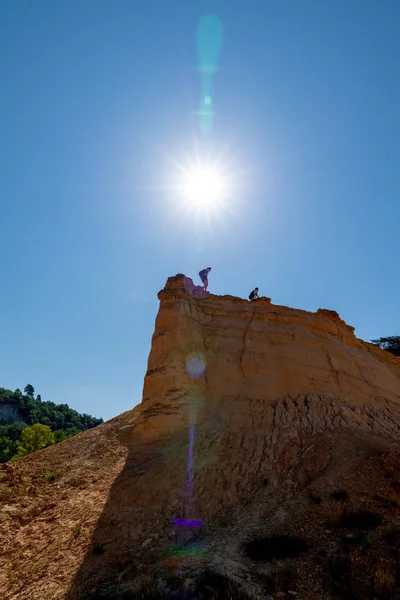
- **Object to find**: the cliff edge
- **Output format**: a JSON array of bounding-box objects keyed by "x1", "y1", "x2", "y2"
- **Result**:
[{"x1": 141, "y1": 274, "x2": 400, "y2": 440}]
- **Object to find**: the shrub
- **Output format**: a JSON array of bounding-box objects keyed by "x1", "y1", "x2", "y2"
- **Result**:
[
  {"x1": 44, "y1": 472, "x2": 59, "y2": 482},
  {"x1": 242, "y1": 535, "x2": 309, "y2": 561},
  {"x1": 341, "y1": 510, "x2": 382, "y2": 529},
  {"x1": 331, "y1": 490, "x2": 349, "y2": 502},
  {"x1": 70, "y1": 522, "x2": 81, "y2": 537}
]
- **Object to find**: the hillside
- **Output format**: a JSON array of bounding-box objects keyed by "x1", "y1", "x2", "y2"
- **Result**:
[
  {"x1": 0, "y1": 387, "x2": 103, "y2": 462},
  {"x1": 0, "y1": 274, "x2": 400, "y2": 600}
]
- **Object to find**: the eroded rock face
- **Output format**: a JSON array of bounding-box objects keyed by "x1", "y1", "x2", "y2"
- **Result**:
[{"x1": 141, "y1": 274, "x2": 400, "y2": 439}]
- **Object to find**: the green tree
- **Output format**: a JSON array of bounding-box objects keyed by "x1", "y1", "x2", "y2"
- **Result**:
[
  {"x1": 0, "y1": 437, "x2": 15, "y2": 462},
  {"x1": 0, "y1": 422, "x2": 27, "y2": 442},
  {"x1": 0, "y1": 385, "x2": 103, "y2": 462},
  {"x1": 65, "y1": 426, "x2": 82, "y2": 438},
  {"x1": 54, "y1": 430, "x2": 67, "y2": 443},
  {"x1": 13, "y1": 423, "x2": 55, "y2": 459},
  {"x1": 24, "y1": 384, "x2": 35, "y2": 397},
  {"x1": 371, "y1": 336, "x2": 400, "y2": 357}
]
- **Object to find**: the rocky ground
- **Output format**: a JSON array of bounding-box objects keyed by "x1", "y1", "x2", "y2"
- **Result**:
[{"x1": 0, "y1": 405, "x2": 399, "y2": 600}]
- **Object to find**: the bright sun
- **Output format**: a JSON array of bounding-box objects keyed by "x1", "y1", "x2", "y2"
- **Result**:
[{"x1": 180, "y1": 166, "x2": 227, "y2": 210}]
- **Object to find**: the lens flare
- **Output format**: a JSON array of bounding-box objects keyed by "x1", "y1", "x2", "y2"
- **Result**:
[
  {"x1": 186, "y1": 353, "x2": 206, "y2": 378},
  {"x1": 195, "y1": 14, "x2": 224, "y2": 136},
  {"x1": 171, "y1": 519, "x2": 203, "y2": 527},
  {"x1": 187, "y1": 393, "x2": 202, "y2": 416}
]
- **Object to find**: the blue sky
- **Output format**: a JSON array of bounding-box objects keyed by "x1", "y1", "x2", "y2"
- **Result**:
[{"x1": 1, "y1": 1, "x2": 399, "y2": 422}]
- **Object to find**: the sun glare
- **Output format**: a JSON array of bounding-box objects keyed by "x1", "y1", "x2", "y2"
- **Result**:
[
  {"x1": 180, "y1": 166, "x2": 227, "y2": 210},
  {"x1": 158, "y1": 147, "x2": 242, "y2": 223}
]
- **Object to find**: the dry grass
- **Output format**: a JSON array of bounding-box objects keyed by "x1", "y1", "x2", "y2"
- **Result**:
[
  {"x1": 78, "y1": 570, "x2": 254, "y2": 600},
  {"x1": 374, "y1": 565, "x2": 396, "y2": 595},
  {"x1": 327, "y1": 497, "x2": 347, "y2": 526},
  {"x1": 328, "y1": 545, "x2": 399, "y2": 600}
]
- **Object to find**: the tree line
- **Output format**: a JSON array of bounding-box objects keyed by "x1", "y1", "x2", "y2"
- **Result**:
[
  {"x1": 371, "y1": 336, "x2": 400, "y2": 357},
  {"x1": 0, "y1": 385, "x2": 103, "y2": 462}
]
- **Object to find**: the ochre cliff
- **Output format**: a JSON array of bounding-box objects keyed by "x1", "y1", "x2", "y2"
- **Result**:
[
  {"x1": 1, "y1": 275, "x2": 400, "y2": 600},
  {"x1": 141, "y1": 274, "x2": 400, "y2": 440}
]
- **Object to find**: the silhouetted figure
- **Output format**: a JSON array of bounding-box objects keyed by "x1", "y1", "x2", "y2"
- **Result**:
[
  {"x1": 249, "y1": 287, "x2": 259, "y2": 301},
  {"x1": 199, "y1": 267, "x2": 212, "y2": 291}
]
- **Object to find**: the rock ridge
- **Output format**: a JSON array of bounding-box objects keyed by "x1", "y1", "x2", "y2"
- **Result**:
[{"x1": 141, "y1": 274, "x2": 400, "y2": 439}]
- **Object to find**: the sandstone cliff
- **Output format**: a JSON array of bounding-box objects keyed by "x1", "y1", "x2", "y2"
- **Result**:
[
  {"x1": 141, "y1": 274, "x2": 400, "y2": 440},
  {"x1": 0, "y1": 275, "x2": 399, "y2": 600}
]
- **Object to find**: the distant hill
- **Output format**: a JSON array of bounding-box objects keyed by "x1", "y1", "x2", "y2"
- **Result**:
[{"x1": 0, "y1": 385, "x2": 103, "y2": 462}]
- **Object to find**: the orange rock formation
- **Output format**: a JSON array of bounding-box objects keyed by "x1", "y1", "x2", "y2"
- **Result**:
[{"x1": 141, "y1": 274, "x2": 400, "y2": 440}]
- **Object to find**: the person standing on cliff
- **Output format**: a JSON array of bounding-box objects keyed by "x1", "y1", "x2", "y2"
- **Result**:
[
  {"x1": 199, "y1": 267, "x2": 212, "y2": 291},
  {"x1": 249, "y1": 287, "x2": 259, "y2": 301}
]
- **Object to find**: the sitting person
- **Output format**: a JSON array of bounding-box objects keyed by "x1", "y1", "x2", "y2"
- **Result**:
[{"x1": 249, "y1": 287, "x2": 259, "y2": 301}]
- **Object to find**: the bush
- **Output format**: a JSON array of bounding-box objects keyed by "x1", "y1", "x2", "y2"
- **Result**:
[
  {"x1": 44, "y1": 472, "x2": 59, "y2": 482},
  {"x1": 242, "y1": 535, "x2": 309, "y2": 561},
  {"x1": 341, "y1": 510, "x2": 383, "y2": 529},
  {"x1": 331, "y1": 490, "x2": 349, "y2": 502}
]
